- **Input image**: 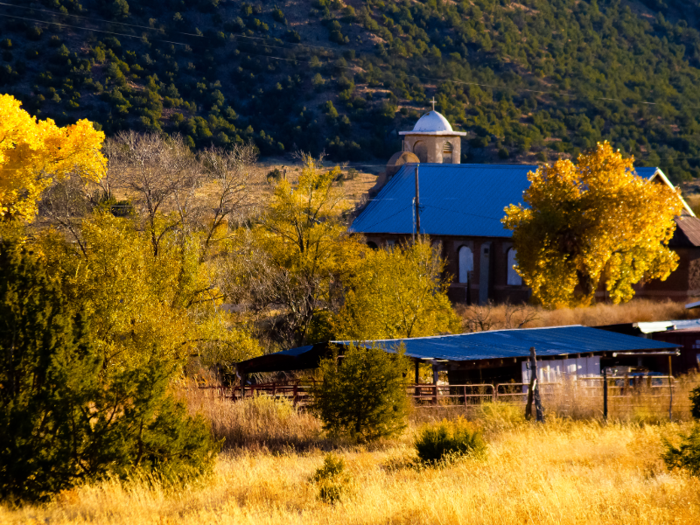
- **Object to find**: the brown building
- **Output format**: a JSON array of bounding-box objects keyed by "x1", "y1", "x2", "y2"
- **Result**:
[{"x1": 350, "y1": 112, "x2": 698, "y2": 304}]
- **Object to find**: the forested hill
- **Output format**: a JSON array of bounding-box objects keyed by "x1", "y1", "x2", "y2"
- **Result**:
[{"x1": 4, "y1": 0, "x2": 700, "y2": 181}]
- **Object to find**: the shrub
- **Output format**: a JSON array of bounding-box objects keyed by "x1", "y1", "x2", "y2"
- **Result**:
[
  {"x1": 311, "y1": 343, "x2": 410, "y2": 442},
  {"x1": 311, "y1": 453, "x2": 351, "y2": 503},
  {"x1": 415, "y1": 418, "x2": 487, "y2": 465},
  {"x1": 689, "y1": 385, "x2": 700, "y2": 420},
  {"x1": 663, "y1": 425, "x2": 700, "y2": 476},
  {"x1": 266, "y1": 168, "x2": 283, "y2": 184}
]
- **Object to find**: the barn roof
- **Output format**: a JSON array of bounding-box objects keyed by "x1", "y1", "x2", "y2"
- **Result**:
[
  {"x1": 349, "y1": 164, "x2": 692, "y2": 238},
  {"x1": 236, "y1": 325, "x2": 678, "y2": 374},
  {"x1": 341, "y1": 325, "x2": 678, "y2": 361}
]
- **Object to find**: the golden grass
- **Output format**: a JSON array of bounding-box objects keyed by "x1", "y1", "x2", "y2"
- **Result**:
[
  {"x1": 457, "y1": 298, "x2": 697, "y2": 332},
  {"x1": 181, "y1": 387, "x2": 326, "y2": 450},
  {"x1": 5, "y1": 406, "x2": 700, "y2": 524}
]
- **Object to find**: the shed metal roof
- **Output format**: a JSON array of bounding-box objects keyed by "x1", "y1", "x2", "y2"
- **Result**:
[
  {"x1": 236, "y1": 325, "x2": 679, "y2": 374},
  {"x1": 337, "y1": 325, "x2": 678, "y2": 361},
  {"x1": 350, "y1": 164, "x2": 688, "y2": 237}
]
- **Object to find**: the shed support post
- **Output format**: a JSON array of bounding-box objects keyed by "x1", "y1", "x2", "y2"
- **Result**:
[
  {"x1": 669, "y1": 355, "x2": 673, "y2": 422},
  {"x1": 603, "y1": 367, "x2": 608, "y2": 422},
  {"x1": 432, "y1": 363, "x2": 438, "y2": 405}
]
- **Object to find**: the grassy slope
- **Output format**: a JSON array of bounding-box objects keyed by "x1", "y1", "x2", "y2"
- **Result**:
[{"x1": 6, "y1": 0, "x2": 700, "y2": 181}]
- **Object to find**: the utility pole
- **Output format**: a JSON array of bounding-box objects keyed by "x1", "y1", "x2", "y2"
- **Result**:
[{"x1": 414, "y1": 164, "x2": 421, "y2": 237}]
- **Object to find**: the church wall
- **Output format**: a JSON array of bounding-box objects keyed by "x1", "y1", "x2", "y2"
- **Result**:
[
  {"x1": 401, "y1": 136, "x2": 462, "y2": 164},
  {"x1": 363, "y1": 232, "x2": 700, "y2": 304},
  {"x1": 361, "y1": 233, "x2": 529, "y2": 305}
]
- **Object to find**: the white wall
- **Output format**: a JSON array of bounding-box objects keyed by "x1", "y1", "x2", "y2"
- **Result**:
[{"x1": 521, "y1": 356, "x2": 601, "y2": 383}]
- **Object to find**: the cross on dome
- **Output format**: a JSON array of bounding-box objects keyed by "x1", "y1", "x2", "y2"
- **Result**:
[{"x1": 430, "y1": 97, "x2": 436, "y2": 111}]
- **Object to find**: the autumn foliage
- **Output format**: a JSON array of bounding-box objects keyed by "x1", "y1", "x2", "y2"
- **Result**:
[
  {"x1": 0, "y1": 95, "x2": 106, "y2": 222},
  {"x1": 503, "y1": 142, "x2": 682, "y2": 308}
]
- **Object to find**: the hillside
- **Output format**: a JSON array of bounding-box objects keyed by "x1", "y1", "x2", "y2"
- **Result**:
[{"x1": 4, "y1": 0, "x2": 700, "y2": 181}]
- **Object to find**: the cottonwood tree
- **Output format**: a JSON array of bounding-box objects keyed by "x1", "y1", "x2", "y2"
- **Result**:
[
  {"x1": 106, "y1": 132, "x2": 198, "y2": 256},
  {"x1": 333, "y1": 239, "x2": 460, "y2": 340},
  {"x1": 197, "y1": 143, "x2": 261, "y2": 257},
  {"x1": 0, "y1": 94, "x2": 105, "y2": 222},
  {"x1": 222, "y1": 154, "x2": 364, "y2": 347},
  {"x1": 503, "y1": 141, "x2": 682, "y2": 308}
]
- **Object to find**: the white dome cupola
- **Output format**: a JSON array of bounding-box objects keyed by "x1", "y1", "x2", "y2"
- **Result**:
[{"x1": 398, "y1": 100, "x2": 466, "y2": 164}]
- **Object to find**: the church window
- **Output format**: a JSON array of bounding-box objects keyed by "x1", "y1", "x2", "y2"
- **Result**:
[
  {"x1": 413, "y1": 141, "x2": 428, "y2": 163},
  {"x1": 507, "y1": 247, "x2": 522, "y2": 285},
  {"x1": 443, "y1": 142, "x2": 453, "y2": 164},
  {"x1": 367, "y1": 241, "x2": 378, "y2": 249},
  {"x1": 458, "y1": 246, "x2": 473, "y2": 283}
]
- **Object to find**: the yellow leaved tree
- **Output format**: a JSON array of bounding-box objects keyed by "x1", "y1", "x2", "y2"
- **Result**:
[
  {"x1": 222, "y1": 154, "x2": 365, "y2": 347},
  {"x1": 503, "y1": 141, "x2": 682, "y2": 308},
  {"x1": 333, "y1": 239, "x2": 460, "y2": 340},
  {"x1": 0, "y1": 95, "x2": 106, "y2": 221}
]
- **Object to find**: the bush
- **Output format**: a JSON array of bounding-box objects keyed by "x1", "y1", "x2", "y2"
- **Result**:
[
  {"x1": 663, "y1": 425, "x2": 700, "y2": 476},
  {"x1": 311, "y1": 343, "x2": 410, "y2": 442},
  {"x1": 415, "y1": 418, "x2": 487, "y2": 465},
  {"x1": 689, "y1": 386, "x2": 700, "y2": 420},
  {"x1": 266, "y1": 168, "x2": 283, "y2": 184},
  {"x1": 311, "y1": 453, "x2": 351, "y2": 503}
]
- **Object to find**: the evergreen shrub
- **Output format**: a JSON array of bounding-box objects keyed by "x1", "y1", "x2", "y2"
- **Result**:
[
  {"x1": 415, "y1": 418, "x2": 487, "y2": 465},
  {"x1": 311, "y1": 344, "x2": 410, "y2": 442},
  {"x1": 0, "y1": 241, "x2": 219, "y2": 502}
]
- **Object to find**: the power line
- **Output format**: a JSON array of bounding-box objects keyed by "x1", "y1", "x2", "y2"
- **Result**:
[
  {"x1": 4, "y1": 6, "x2": 700, "y2": 168},
  {"x1": 4, "y1": 4, "x2": 699, "y2": 114}
]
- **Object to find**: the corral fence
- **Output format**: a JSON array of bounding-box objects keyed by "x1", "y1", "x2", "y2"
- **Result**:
[{"x1": 195, "y1": 376, "x2": 699, "y2": 420}]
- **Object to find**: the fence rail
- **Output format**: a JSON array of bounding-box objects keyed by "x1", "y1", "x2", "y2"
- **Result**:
[{"x1": 194, "y1": 377, "x2": 699, "y2": 420}]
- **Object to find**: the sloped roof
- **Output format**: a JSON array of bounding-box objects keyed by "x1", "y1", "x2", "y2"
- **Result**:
[
  {"x1": 236, "y1": 325, "x2": 679, "y2": 373},
  {"x1": 343, "y1": 325, "x2": 678, "y2": 361},
  {"x1": 350, "y1": 163, "x2": 536, "y2": 237},
  {"x1": 672, "y1": 216, "x2": 700, "y2": 247},
  {"x1": 350, "y1": 164, "x2": 693, "y2": 237}
]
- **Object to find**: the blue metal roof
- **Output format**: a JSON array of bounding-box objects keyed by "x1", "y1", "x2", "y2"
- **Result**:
[
  {"x1": 333, "y1": 325, "x2": 678, "y2": 361},
  {"x1": 350, "y1": 164, "x2": 666, "y2": 238},
  {"x1": 350, "y1": 163, "x2": 536, "y2": 237}
]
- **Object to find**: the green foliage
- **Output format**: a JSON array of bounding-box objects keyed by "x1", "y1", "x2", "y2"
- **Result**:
[
  {"x1": 690, "y1": 386, "x2": 700, "y2": 420},
  {"x1": 663, "y1": 425, "x2": 700, "y2": 476},
  {"x1": 266, "y1": 167, "x2": 283, "y2": 184},
  {"x1": 311, "y1": 453, "x2": 351, "y2": 503},
  {"x1": 415, "y1": 418, "x2": 487, "y2": 465},
  {"x1": 311, "y1": 343, "x2": 410, "y2": 442},
  {"x1": 10, "y1": 1, "x2": 700, "y2": 170},
  {"x1": 0, "y1": 240, "x2": 219, "y2": 502}
]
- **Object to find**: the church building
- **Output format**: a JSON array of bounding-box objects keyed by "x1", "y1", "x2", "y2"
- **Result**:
[{"x1": 350, "y1": 110, "x2": 700, "y2": 304}]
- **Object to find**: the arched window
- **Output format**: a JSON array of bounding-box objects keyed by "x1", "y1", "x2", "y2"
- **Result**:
[
  {"x1": 367, "y1": 241, "x2": 378, "y2": 250},
  {"x1": 413, "y1": 141, "x2": 428, "y2": 163},
  {"x1": 442, "y1": 141, "x2": 453, "y2": 164},
  {"x1": 458, "y1": 246, "x2": 473, "y2": 283},
  {"x1": 507, "y1": 248, "x2": 522, "y2": 285}
]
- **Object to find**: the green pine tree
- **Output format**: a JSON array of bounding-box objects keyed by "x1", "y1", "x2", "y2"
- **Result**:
[
  {"x1": 311, "y1": 343, "x2": 410, "y2": 442},
  {"x1": 0, "y1": 240, "x2": 218, "y2": 502}
]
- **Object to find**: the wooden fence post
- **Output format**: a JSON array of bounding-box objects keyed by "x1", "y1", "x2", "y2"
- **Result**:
[{"x1": 526, "y1": 347, "x2": 545, "y2": 422}]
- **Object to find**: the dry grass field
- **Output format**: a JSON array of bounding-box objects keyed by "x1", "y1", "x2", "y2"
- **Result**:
[
  {"x1": 4, "y1": 391, "x2": 700, "y2": 525},
  {"x1": 457, "y1": 299, "x2": 698, "y2": 332}
]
